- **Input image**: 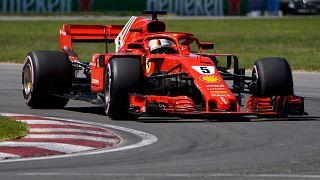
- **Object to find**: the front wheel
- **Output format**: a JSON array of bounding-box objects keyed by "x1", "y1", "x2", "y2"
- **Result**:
[
  {"x1": 252, "y1": 57, "x2": 293, "y2": 97},
  {"x1": 104, "y1": 57, "x2": 144, "y2": 120}
]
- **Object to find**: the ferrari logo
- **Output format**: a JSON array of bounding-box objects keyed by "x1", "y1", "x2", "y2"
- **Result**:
[
  {"x1": 200, "y1": 75, "x2": 221, "y2": 83},
  {"x1": 146, "y1": 58, "x2": 151, "y2": 73}
]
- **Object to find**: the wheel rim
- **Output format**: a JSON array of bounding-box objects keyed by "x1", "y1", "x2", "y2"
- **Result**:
[
  {"x1": 251, "y1": 65, "x2": 259, "y2": 95},
  {"x1": 104, "y1": 63, "x2": 112, "y2": 114},
  {"x1": 252, "y1": 65, "x2": 258, "y2": 80},
  {"x1": 23, "y1": 63, "x2": 33, "y2": 98}
]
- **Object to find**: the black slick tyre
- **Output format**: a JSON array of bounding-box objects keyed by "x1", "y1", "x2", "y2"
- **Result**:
[
  {"x1": 104, "y1": 57, "x2": 144, "y2": 120},
  {"x1": 252, "y1": 57, "x2": 293, "y2": 97},
  {"x1": 22, "y1": 50, "x2": 72, "y2": 108}
]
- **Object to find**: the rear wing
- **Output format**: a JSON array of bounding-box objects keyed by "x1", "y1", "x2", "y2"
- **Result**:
[{"x1": 60, "y1": 24, "x2": 124, "y2": 60}]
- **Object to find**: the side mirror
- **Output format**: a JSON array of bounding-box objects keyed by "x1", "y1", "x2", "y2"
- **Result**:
[
  {"x1": 199, "y1": 42, "x2": 214, "y2": 50},
  {"x1": 128, "y1": 43, "x2": 143, "y2": 49}
]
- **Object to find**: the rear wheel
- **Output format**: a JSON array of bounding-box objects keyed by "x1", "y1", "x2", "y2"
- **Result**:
[
  {"x1": 252, "y1": 57, "x2": 293, "y2": 97},
  {"x1": 104, "y1": 57, "x2": 144, "y2": 120},
  {"x1": 22, "y1": 50, "x2": 72, "y2": 108}
]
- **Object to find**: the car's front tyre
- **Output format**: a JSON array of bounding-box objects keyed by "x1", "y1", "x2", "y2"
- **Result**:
[
  {"x1": 104, "y1": 57, "x2": 144, "y2": 120},
  {"x1": 252, "y1": 57, "x2": 293, "y2": 97}
]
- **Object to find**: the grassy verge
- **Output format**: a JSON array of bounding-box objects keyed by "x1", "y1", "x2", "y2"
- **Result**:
[
  {"x1": 0, "y1": 116, "x2": 28, "y2": 141},
  {"x1": 0, "y1": 17, "x2": 319, "y2": 70}
]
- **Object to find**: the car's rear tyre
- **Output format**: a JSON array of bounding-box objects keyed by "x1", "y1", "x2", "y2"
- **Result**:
[
  {"x1": 104, "y1": 57, "x2": 144, "y2": 120},
  {"x1": 252, "y1": 57, "x2": 293, "y2": 97},
  {"x1": 22, "y1": 50, "x2": 72, "y2": 108}
]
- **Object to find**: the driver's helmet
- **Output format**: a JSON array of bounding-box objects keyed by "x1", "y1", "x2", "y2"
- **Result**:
[{"x1": 149, "y1": 39, "x2": 174, "y2": 54}]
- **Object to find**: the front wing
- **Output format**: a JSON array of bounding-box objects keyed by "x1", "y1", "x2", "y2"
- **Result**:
[{"x1": 129, "y1": 94, "x2": 306, "y2": 117}]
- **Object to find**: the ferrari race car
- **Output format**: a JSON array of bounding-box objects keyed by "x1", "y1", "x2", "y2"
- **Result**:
[{"x1": 22, "y1": 11, "x2": 306, "y2": 120}]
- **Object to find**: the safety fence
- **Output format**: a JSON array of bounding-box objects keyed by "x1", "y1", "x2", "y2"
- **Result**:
[{"x1": 0, "y1": 0, "x2": 275, "y2": 16}]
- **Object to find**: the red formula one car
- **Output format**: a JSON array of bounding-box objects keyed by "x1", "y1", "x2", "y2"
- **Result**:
[{"x1": 22, "y1": 11, "x2": 306, "y2": 120}]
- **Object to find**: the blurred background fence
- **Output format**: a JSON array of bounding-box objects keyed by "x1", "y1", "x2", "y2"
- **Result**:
[{"x1": 2, "y1": 0, "x2": 308, "y2": 16}]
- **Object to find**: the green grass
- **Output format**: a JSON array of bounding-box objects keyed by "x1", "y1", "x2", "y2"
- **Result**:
[
  {"x1": 0, "y1": 17, "x2": 319, "y2": 70},
  {"x1": 0, "y1": 116, "x2": 28, "y2": 141}
]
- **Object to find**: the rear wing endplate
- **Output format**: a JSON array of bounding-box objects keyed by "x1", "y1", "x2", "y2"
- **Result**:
[{"x1": 60, "y1": 24, "x2": 124, "y2": 60}]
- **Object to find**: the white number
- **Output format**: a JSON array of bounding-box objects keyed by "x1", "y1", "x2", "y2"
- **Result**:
[{"x1": 192, "y1": 66, "x2": 215, "y2": 74}]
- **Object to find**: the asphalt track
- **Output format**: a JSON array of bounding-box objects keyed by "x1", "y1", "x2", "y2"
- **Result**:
[{"x1": 0, "y1": 64, "x2": 319, "y2": 180}]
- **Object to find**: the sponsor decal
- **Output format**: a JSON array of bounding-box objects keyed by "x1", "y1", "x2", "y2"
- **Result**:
[
  {"x1": 207, "y1": 87, "x2": 227, "y2": 91},
  {"x1": 210, "y1": 90, "x2": 228, "y2": 94},
  {"x1": 200, "y1": 75, "x2": 221, "y2": 83},
  {"x1": 146, "y1": 58, "x2": 151, "y2": 73},
  {"x1": 115, "y1": 16, "x2": 137, "y2": 52},
  {"x1": 207, "y1": 84, "x2": 224, "y2": 88},
  {"x1": 147, "y1": 0, "x2": 224, "y2": 16},
  {"x1": 192, "y1": 66, "x2": 215, "y2": 75},
  {"x1": 211, "y1": 94, "x2": 231, "y2": 97},
  {"x1": 220, "y1": 97, "x2": 228, "y2": 105},
  {"x1": 92, "y1": 78, "x2": 99, "y2": 85}
]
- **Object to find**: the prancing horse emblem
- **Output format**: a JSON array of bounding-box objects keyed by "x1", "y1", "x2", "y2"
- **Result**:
[{"x1": 146, "y1": 58, "x2": 151, "y2": 73}]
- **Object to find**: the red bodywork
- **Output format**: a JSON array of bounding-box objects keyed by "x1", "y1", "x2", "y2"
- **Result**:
[{"x1": 59, "y1": 15, "x2": 305, "y2": 117}]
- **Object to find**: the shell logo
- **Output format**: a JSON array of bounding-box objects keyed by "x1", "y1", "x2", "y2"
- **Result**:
[{"x1": 200, "y1": 75, "x2": 221, "y2": 83}]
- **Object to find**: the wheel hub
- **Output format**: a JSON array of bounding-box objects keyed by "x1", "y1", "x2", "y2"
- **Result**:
[{"x1": 23, "y1": 64, "x2": 33, "y2": 97}]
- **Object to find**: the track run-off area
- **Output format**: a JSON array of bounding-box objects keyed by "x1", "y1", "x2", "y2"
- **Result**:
[{"x1": 0, "y1": 64, "x2": 319, "y2": 180}]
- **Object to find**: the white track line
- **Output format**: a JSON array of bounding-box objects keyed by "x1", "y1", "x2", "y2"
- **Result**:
[
  {"x1": 29, "y1": 128, "x2": 113, "y2": 136},
  {"x1": 0, "y1": 152, "x2": 20, "y2": 159},
  {"x1": 25, "y1": 134, "x2": 119, "y2": 144},
  {"x1": 0, "y1": 113, "x2": 158, "y2": 163},
  {"x1": 0, "y1": 142, "x2": 94, "y2": 153}
]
